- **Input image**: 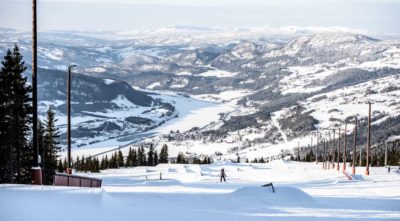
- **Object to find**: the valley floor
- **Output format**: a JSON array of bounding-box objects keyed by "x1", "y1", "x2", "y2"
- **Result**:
[{"x1": 1, "y1": 161, "x2": 400, "y2": 221}]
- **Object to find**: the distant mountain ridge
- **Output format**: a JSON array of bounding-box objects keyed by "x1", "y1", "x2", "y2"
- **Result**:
[{"x1": 1, "y1": 27, "x2": 400, "y2": 158}]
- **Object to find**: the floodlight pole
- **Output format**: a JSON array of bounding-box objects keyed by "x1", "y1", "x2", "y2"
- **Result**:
[
  {"x1": 384, "y1": 143, "x2": 388, "y2": 167},
  {"x1": 31, "y1": 0, "x2": 42, "y2": 185},
  {"x1": 352, "y1": 116, "x2": 357, "y2": 175},
  {"x1": 316, "y1": 134, "x2": 319, "y2": 164},
  {"x1": 343, "y1": 121, "x2": 347, "y2": 171},
  {"x1": 366, "y1": 102, "x2": 371, "y2": 175},
  {"x1": 322, "y1": 140, "x2": 325, "y2": 169},
  {"x1": 330, "y1": 129, "x2": 335, "y2": 169},
  {"x1": 66, "y1": 64, "x2": 76, "y2": 174},
  {"x1": 337, "y1": 128, "x2": 341, "y2": 171}
]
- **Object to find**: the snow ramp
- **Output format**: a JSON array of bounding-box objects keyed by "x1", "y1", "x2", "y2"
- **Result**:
[{"x1": 231, "y1": 186, "x2": 315, "y2": 205}]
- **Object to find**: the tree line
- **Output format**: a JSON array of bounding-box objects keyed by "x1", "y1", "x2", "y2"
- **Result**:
[
  {"x1": 71, "y1": 144, "x2": 170, "y2": 172},
  {"x1": 293, "y1": 134, "x2": 400, "y2": 167},
  {"x1": 69, "y1": 145, "x2": 216, "y2": 173}
]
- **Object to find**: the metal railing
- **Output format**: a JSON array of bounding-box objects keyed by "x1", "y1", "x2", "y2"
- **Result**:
[{"x1": 53, "y1": 173, "x2": 102, "y2": 188}]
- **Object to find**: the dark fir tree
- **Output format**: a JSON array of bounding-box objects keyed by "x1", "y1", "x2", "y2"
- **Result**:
[
  {"x1": 159, "y1": 144, "x2": 169, "y2": 163},
  {"x1": 176, "y1": 152, "x2": 185, "y2": 164},
  {"x1": 154, "y1": 150, "x2": 159, "y2": 165},
  {"x1": 138, "y1": 146, "x2": 146, "y2": 166},
  {"x1": 0, "y1": 45, "x2": 32, "y2": 184},
  {"x1": 147, "y1": 144, "x2": 154, "y2": 166},
  {"x1": 42, "y1": 107, "x2": 61, "y2": 184},
  {"x1": 117, "y1": 150, "x2": 124, "y2": 167},
  {"x1": 100, "y1": 156, "x2": 106, "y2": 170},
  {"x1": 75, "y1": 156, "x2": 81, "y2": 171},
  {"x1": 80, "y1": 155, "x2": 86, "y2": 172},
  {"x1": 104, "y1": 155, "x2": 109, "y2": 169},
  {"x1": 57, "y1": 159, "x2": 63, "y2": 173},
  {"x1": 126, "y1": 147, "x2": 133, "y2": 167},
  {"x1": 132, "y1": 148, "x2": 138, "y2": 166},
  {"x1": 110, "y1": 153, "x2": 117, "y2": 168},
  {"x1": 62, "y1": 158, "x2": 68, "y2": 172}
]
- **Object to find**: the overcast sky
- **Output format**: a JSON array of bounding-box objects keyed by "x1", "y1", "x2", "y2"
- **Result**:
[{"x1": 0, "y1": 0, "x2": 399, "y2": 34}]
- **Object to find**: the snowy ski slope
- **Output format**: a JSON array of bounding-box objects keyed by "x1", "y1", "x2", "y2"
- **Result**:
[{"x1": 1, "y1": 160, "x2": 399, "y2": 221}]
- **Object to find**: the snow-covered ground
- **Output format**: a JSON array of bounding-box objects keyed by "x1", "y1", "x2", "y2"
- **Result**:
[
  {"x1": 302, "y1": 74, "x2": 400, "y2": 129},
  {"x1": 1, "y1": 161, "x2": 399, "y2": 221}
]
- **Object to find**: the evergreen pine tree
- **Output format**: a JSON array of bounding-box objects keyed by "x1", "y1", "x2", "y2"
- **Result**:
[
  {"x1": 154, "y1": 150, "x2": 158, "y2": 165},
  {"x1": 117, "y1": 150, "x2": 124, "y2": 167},
  {"x1": 138, "y1": 146, "x2": 146, "y2": 166},
  {"x1": 126, "y1": 147, "x2": 133, "y2": 167},
  {"x1": 93, "y1": 158, "x2": 100, "y2": 172},
  {"x1": 75, "y1": 156, "x2": 81, "y2": 171},
  {"x1": 100, "y1": 156, "x2": 105, "y2": 170},
  {"x1": 176, "y1": 152, "x2": 185, "y2": 164},
  {"x1": 0, "y1": 45, "x2": 32, "y2": 184},
  {"x1": 62, "y1": 158, "x2": 68, "y2": 172},
  {"x1": 81, "y1": 155, "x2": 86, "y2": 172},
  {"x1": 85, "y1": 158, "x2": 91, "y2": 172},
  {"x1": 104, "y1": 155, "x2": 109, "y2": 169},
  {"x1": 42, "y1": 107, "x2": 61, "y2": 184},
  {"x1": 159, "y1": 144, "x2": 169, "y2": 163},
  {"x1": 147, "y1": 144, "x2": 154, "y2": 166},
  {"x1": 132, "y1": 149, "x2": 138, "y2": 166},
  {"x1": 56, "y1": 159, "x2": 63, "y2": 173},
  {"x1": 110, "y1": 153, "x2": 117, "y2": 168},
  {"x1": 137, "y1": 147, "x2": 143, "y2": 166}
]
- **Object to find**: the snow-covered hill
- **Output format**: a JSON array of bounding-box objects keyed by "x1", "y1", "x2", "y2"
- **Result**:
[
  {"x1": 2, "y1": 27, "x2": 400, "y2": 160},
  {"x1": 33, "y1": 68, "x2": 177, "y2": 149}
]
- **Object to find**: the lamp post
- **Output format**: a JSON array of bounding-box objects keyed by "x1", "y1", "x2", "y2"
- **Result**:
[
  {"x1": 352, "y1": 116, "x2": 357, "y2": 175},
  {"x1": 31, "y1": 0, "x2": 42, "y2": 185},
  {"x1": 366, "y1": 102, "x2": 371, "y2": 175},
  {"x1": 343, "y1": 121, "x2": 347, "y2": 171},
  {"x1": 330, "y1": 129, "x2": 335, "y2": 169},
  {"x1": 323, "y1": 130, "x2": 331, "y2": 170},
  {"x1": 311, "y1": 131, "x2": 319, "y2": 164},
  {"x1": 322, "y1": 140, "x2": 326, "y2": 169},
  {"x1": 324, "y1": 140, "x2": 327, "y2": 169},
  {"x1": 316, "y1": 133, "x2": 319, "y2": 164},
  {"x1": 66, "y1": 64, "x2": 76, "y2": 174},
  {"x1": 337, "y1": 127, "x2": 341, "y2": 171},
  {"x1": 384, "y1": 143, "x2": 388, "y2": 167}
]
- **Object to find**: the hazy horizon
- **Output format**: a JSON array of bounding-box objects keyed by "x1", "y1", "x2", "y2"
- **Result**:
[{"x1": 0, "y1": 0, "x2": 399, "y2": 35}]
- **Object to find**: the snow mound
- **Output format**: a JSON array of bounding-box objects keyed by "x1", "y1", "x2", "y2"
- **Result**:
[
  {"x1": 266, "y1": 159, "x2": 290, "y2": 167},
  {"x1": 142, "y1": 179, "x2": 182, "y2": 186},
  {"x1": 231, "y1": 186, "x2": 314, "y2": 204},
  {"x1": 211, "y1": 161, "x2": 247, "y2": 167}
]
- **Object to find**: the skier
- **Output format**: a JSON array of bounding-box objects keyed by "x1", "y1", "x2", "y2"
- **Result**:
[{"x1": 220, "y1": 168, "x2": 227, "y2": 182}]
